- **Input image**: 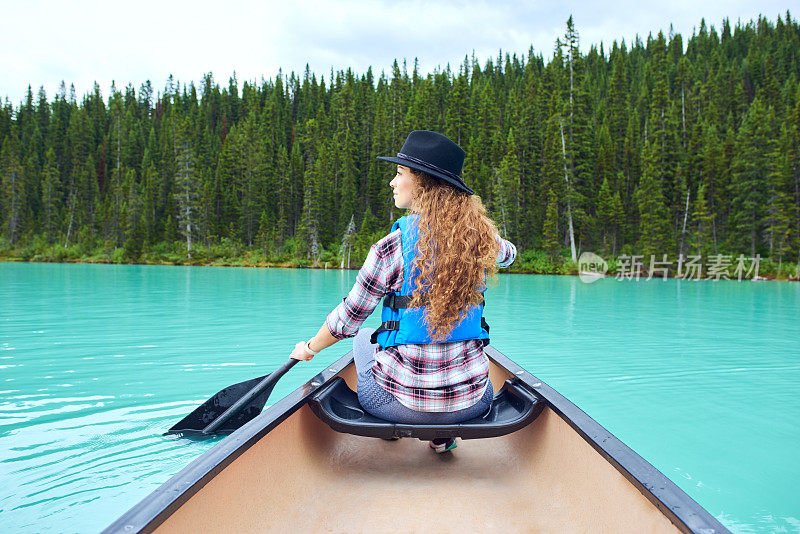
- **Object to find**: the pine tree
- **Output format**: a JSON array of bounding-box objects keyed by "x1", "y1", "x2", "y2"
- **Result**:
[
  {"x1": 173, "y1": 116, "x2": 199, "y2": 256},
  {"x1": 122, "y1": 168, "x2": 145, "y2": 261},
  {"x1": 557, "y1": 117, "x2": 577, "y2": 262},
  {"x1": 339, "y1": 214, "x2": 356, "y2": 269},
  {"x1": 764, "y1": 123, "x2": 795, "y2": 270},
  {"x1": 40, "y1": 147, "x2": 60, "y2": 242},
  {"x1": 698, "y1": 123, "x2": 725, "y2": 253},
  {"x1": 256, "y1": 209, "x2": 276, "y2": 257},
  {"x1": 237, "y1": 113, "x2": 266, "y2": 246},
  {"x1": 607, "y1": 50, "x2": 628, "y2": 171},
  {"x1": 445, "y1": 60, "x2": 471, "y2": 146},
  {"x1": 691, "y1": 182, "x2": 714, "y2": 257},
  {"x1": 406, "y1": 76, "x2": 435, "y2": 131},
  {"x1": 274, "y1": 145, "x2": 292, "y2": 245},
  {"x1": 596, "y1": 175, "x2": 624, "y2": 255},
  {"x1": 105, "y1": 156, "x2": 125, "y2": 246},
  {"x1": 1, "y1": 131, "x2": 25, "y2": 243},
  {"x1": 543, "y1": 188, "x2": 560, "y2": 259},
  {"x1": 65, "y1": 106, "x2": 98, "y2": 244},
  {"x1": 494, "y1": 129, "x2": 521, "y2": 239},
  {"x1": 332, "y1": 76, "x2": 360, "y2": 235},
  {"x1": 636, "y1": 141, "x2": 671, "y2": 257},
  {"x1": 729, "y1": 97, "x2": 772, "y2": 256}
]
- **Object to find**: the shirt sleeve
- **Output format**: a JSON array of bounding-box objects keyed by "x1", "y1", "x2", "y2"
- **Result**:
[
  {"x1": 325, "y1": 242, "x2": 390, "y2": 340},
  {"x1": 495, "y1": 234, "x2": 517, "y2": 268}
]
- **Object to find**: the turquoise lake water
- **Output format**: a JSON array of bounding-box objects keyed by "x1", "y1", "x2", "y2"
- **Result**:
[{"x1": 1, "y1": 262, "x2": 798, "y2": 533}]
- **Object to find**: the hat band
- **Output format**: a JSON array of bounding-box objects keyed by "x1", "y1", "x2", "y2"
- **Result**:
[{"x1": 396, "y1": 152, "x2": 464, "y2": 184}]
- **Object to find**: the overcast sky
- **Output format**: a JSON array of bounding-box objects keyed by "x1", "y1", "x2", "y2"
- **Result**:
[{"x1": 0, "y1": 0, "x2": 793, "y2": 105}]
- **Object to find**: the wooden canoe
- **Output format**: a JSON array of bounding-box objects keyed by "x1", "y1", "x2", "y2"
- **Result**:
[{"x1": 104, "y1": 346, "x2": 729, "y2": 533}]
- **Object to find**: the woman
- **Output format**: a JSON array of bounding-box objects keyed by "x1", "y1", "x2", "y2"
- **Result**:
[{"x1": 290, "y1": 130, "x2": 517, "y2": 453}]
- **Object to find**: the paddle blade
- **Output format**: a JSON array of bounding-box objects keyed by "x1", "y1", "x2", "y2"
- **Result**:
[{"x1": 167, "y1": 373, "x2": 274, "y2": 435}]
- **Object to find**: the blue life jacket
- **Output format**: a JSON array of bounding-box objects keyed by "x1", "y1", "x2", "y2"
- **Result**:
[{"x1": 370, "y1": 213, "x2": 490, "y2": 349}]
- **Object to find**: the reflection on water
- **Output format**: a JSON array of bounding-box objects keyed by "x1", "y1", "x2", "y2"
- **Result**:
[{"x1": 1, "y1": 262, "x2": 798, "y2": 533}]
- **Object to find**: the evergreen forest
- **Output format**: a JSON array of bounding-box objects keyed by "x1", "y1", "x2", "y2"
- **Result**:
[{"x1": 1, "y1": 14, "x2": 799, "y2": 278}]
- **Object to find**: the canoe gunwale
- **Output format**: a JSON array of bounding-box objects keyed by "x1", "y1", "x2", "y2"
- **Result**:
[{"x1": 103, "y1": 347, "x2": 729, "y2": 534}]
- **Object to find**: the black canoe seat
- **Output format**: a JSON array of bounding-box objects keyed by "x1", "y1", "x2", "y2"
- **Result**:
[{"x1": 308, "y1": 377, "x2": 545, "y2": 441}]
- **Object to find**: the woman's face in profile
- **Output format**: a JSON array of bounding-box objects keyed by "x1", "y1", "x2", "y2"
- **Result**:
[{"x1": 390, "y1": 165, "x2": 415, "y2": 209}]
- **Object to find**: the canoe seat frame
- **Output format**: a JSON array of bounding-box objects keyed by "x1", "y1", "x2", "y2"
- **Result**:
[{"x1": 308, "y1": 376, "x2": 545, "y2": 440}]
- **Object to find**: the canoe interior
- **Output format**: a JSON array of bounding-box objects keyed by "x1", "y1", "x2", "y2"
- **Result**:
[{"x1": 150, "y1": 359, "x2": 683, "y2": 533}]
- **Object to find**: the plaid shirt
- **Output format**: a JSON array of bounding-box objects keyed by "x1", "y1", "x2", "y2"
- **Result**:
[{"x1": 325, "y1": 229, "x2": 517, "y2": 412}]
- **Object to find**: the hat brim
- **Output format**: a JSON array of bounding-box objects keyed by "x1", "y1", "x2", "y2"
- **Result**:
[{"x1": 377, "y1": 156, "x2": 474, "y2": 195}]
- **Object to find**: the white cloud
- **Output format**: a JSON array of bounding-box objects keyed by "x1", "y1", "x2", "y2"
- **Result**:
[{"x1": 0, "y1": 0, "x2": 793, "y2": 105}]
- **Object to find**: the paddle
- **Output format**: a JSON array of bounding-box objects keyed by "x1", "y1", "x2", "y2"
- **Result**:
[{"x1": 167, "y1": 358, "x2": 299, "y2": 436}]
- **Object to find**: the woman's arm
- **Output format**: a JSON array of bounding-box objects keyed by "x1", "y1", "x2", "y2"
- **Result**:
[{"x1": 291, "y1": 233, "x2": 399, "y2": 361}]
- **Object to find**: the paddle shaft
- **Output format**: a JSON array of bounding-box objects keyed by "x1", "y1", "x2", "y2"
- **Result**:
[{"x1": 202, "y1": 358, "x2": 299, "y2": 434}]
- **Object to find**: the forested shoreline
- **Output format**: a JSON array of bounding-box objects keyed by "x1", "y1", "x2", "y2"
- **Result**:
[{"x1": 1, "y1": 14, "x2": 799, "y2": 279}]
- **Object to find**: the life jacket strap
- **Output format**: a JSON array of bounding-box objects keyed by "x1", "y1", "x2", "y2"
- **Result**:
[
  {"x1": 383, "y1": 293, "x2": 485, "y2": 310},
  {"x1": 369, "y1": 317, "x2": 491, "y2": 346},
  {"x1": 370, "y1": 320, "x2": 398, "y2": 345},
  {"x1": 481, "y1": 316, "x2": 490, "y2": 335}
]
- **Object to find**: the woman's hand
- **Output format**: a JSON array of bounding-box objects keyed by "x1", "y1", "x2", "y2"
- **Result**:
[
  {"x1": 289, "y1": 324, "x2": 337, "y2": 362},
  {"x1": 290, "y1": 341, "x2": 314, "y2": 361}
]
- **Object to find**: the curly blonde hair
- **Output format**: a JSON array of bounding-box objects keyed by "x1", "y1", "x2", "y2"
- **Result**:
[{"x1": 406, "y1": 169, "x2": 501, "y2": 342}]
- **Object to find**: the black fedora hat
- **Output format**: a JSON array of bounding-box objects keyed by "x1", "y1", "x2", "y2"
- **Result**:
[{"x1": 377, "y1": 130, "x2": 474, "y2": 195}]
